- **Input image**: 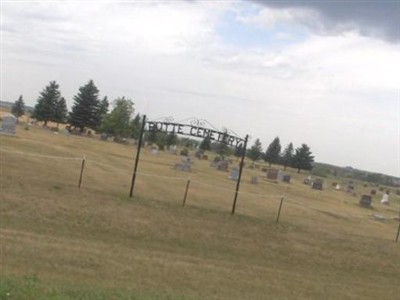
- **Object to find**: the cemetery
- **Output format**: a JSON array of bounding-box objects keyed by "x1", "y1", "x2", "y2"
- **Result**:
[{"x1": 1, "y1": 114, "x2": 400, "y2": 300}]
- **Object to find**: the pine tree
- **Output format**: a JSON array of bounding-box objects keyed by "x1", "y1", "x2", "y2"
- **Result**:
[
  {"x1": 199, "y1": 136, "x2": 211, "y2": 151},
  {"x1": 247, "y1": 138, "x2": 262, "y2": 162},
  {"x1": 166, "y1": 132, "x2": 178, "y2": 147},
  {"x1": 53, "y1": 97, "x2": 68, "y2": 127},
  {"x1": 264, "y1": 136, "x2": 281, "y2": 166},
  {"x1": 292, "y1": 144, "x2": 314, "y2": 173},
  {"x1": 282, "y1": 142, "x2": 294, "y2": 170},
  {"x1": 11, "y1": 95, "x2": 25, "y2": 121},
  {"x1": 99, "y1": 96, "x2": 109, "y2": 119},
  {"x1": 33, "y1": 81, "x2": 61, "y2": 126},
  {"x1": 69, "y1": 80, "x2": 101, "y2": 132}
]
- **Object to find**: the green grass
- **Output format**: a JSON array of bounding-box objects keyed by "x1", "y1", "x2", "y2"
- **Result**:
[{"x1": 1, "y1": 124, "x2": 399, "y2": 299}]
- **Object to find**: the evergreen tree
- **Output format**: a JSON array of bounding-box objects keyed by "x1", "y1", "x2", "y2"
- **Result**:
[
  {"x1": 69, "y1": 80, "x2": 101, "y2": 132},
  {"x1": 282, "y1": 142, "x2": 294, "y2": 170},
  {"x1": 11, "y1": 95, "x2": 25, "y2": 121},
  {"x1": 100, "y1": 97, "x2": 134, "y2": 137},
  {"x1": 264, "y1": 136, "x2": 281, "y2": 166},
  {"x1": 53, "y1": 97, "x2": 68, "y2": 127},
  {"x1": 199, "y1": 136, "x2": 211, "y2": 151},
  {"x1": 166, "y1": 132, "x2": 178, "y2": 147},
  {"x1": 33, "y1": 81, "x2": 61, "y2": 126},
  {"x1": 247, "y1": 138, "x2": 262, "y2": 162},
  {"x1": 99, "y1": 96, "x2": 109, "y2": 119},
  {"x1": 292, "y1": 144, "x2": 314, "y2": 173}
]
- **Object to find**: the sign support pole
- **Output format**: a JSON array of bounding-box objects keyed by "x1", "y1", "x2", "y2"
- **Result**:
[
  {"x1": 129, "y1": 115, "x2": 147, "y2": 198},
  {"x1": 231, "y1": 135, "x2": 248, "y2": 215}
]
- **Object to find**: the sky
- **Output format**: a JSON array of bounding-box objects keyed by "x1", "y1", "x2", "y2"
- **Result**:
[{"x1": 1, "y1": 0, "x2": 399, "y2": 177}]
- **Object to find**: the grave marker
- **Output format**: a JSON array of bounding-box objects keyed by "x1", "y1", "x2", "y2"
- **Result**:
[
  {"x1": 250, "y1": 176, "x2": 258, "y2": 184},
  {"x1": 266, "y1": 169, "x2": 279, "y2": 181},
  {"x1": 311, "y1": 179, "x2": 324, "y2": 190},
  {"x1": 0, "y1": 114, "x2": 16, "y2": 135},
  {"x1": 381, "y1": 193, "x2": 389, "y2": 205},
  {"x1": 282, "y1": 174, "x2": 291, "y2": 183},
  {"x1": 229, "y1": 168, "x2": 239, "y2": 180},
  {"x1": 360, "y1": 195, "x2": 372, "y2": 208}
]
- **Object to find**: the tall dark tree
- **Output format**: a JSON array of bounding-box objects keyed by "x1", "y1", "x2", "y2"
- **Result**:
[
  {"x1": 11, "y1": 95, "x2": 25, "y2": 122},
  {"x1": 264, "y1": 136, "x2": 281, "y2": 166},
  {"x1": 247, "y1": 138, "x2": 263, "y2": 162},
  {"x1": 166, "y1": 132, "x2": 178, "y2": 147},
  {"x1": 199, "y1": 136, "x2": 211, "y2": 151},
  {"x1": 292, "y1": 144, "x2": 314, "y2": 173},
  {"x1": 69, "y1": 80, "x2": 101, "y2": 132},
  {"x1": 281, "y1": 142, "x2": 294, "y2": 170},
  {"x1": 53, "y1": 97, "x2": 68, "y2": 127},
  {"x1": 99, "y1": 96, "x2": 109, "y2": 118},
  {"x1": 33, "y1": 81, "x2": 61, "y2": 126}
]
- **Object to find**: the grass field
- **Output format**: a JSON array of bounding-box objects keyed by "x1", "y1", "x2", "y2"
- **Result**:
[{"x1": 1, "y1": 122, "x2": 399, "y2": 299}]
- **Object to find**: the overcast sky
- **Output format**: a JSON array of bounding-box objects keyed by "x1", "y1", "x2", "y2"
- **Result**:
[{"x1": 2, "y1": 0, "x2": 399, "y2": 177}]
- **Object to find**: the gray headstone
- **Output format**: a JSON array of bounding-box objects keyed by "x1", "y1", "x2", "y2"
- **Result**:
[
  {"x1": 250, "y1": 176, "x2": 258, "y2": 184},
  {"x1": 312, "y1": 179, "x2": 324, "y2": 190},
  {"x1": 229, "y1": 168, "x2": 239, "y2": 180},
  {"x1": 1, "y1": 114, "x2": 16, "y2": 135},
  {"x1": 266, "y1": 169, "x2": 279, "y2": 180},
  {"x1": 360, "y1": 195, "x2": 372, "y2": 208},
  {"x1": 174, "y1": 162, "x2": 191, "y2": 172},
  {"x1": 282, "y1": 175, "x2": 291, "y2": 183}
]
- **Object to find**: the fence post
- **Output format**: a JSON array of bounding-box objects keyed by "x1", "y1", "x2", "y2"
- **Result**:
[
  {"x1": 396, "y1": 207, "x2": 400, "y2": 243},
  {"x1": 182, "y1": 179, "x2": 191, "y2": 207},
  {"x1": 78, "y1": 157, "x2": 86, "y2": 189},
  {"x1": 129, "y1": 115, "x2": 146, "y2": 197},
  {"x1": 276, "y1": 196, "x2": 284, "y2": 223},
  {"x1": 231, "y1": 134, "x2": 248, "y2": 215}
]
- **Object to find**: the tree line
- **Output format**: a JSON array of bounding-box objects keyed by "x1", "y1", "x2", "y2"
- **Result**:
[
  {"x1": 11, "y1": 80, "x2": 315, "y2": 173},
  {"x1": 245, "y1": 137, "x2": 314, "y2": 173},
  {"x1": 197, "y1": 134, "x2": 314, "y2": 173},
  {"x1": 11, "y1": 80, "x2": 144, "y2": 139}
]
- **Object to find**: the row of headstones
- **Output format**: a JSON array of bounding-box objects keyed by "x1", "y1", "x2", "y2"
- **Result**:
[
  {"x1": 303, "y1": 177, "x2": 324, "y2": 190},
  {"x1": 360, "y1": 193, "x2": 390, "y2": 208}
]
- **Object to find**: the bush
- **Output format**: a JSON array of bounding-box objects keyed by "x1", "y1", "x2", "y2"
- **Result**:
[{"x1": 180, "y1": 148, "x2": 189, "y2": 156}]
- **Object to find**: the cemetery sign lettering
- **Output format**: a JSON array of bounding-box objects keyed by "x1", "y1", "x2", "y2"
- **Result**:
[{"x1": 147, "y1": 121, "x2": 245, "y2": 148}]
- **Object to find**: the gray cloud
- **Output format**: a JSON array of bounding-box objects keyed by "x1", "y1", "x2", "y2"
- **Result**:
[{"x1": 253, "y1": 0, "x2": 400, "y2": 42}]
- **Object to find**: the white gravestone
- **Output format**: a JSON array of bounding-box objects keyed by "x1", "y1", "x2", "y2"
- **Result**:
[
  {"x1": 381, "y1": 193, "x2": 389, "y2": 205},
  {"x1": 1, "y1": 114, "x2": 16, "y2": 135}
]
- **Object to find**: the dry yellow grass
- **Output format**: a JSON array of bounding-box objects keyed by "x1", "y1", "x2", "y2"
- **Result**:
[{"x1": 0, "y1": 123, "x2": 399, "y2": 299}]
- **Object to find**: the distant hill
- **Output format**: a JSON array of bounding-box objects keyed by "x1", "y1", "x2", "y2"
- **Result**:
[
  {"x1": 0, "y1": 100, "x2": 34, "y2": 113},
  {"x1": 311, "y1": 162, "x2": 400, "y2": 187}
]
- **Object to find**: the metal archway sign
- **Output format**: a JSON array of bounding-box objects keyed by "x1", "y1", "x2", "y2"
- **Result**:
[{"x1": 129, "y1": 115, "x2": 248, "y2": 215}]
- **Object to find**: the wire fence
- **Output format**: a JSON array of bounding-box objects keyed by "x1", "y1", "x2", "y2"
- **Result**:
[{"x1": 1, "y1": 147, "x2": 399, "y2": 241}]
